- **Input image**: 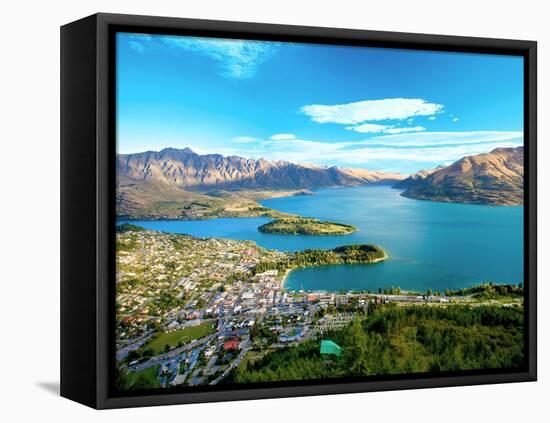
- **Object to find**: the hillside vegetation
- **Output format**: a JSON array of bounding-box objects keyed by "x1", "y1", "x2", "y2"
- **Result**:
[
  {"x1": 258, "y1": 217, "x2": 357, "y2": 235},
  {"x1": 227, "y1": 304, "x2": 524, "y2": 383},
  {"x1": 253, "y1": 244, "x2": 387, "y2": 275}
]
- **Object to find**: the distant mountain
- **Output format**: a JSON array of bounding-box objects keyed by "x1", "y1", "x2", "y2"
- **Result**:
[
  {"x1": 400, "y1": 147, "x2": 524, "y2": 205},
  {"x1": 116, "y1": 147, "x2": 404, "y2": 219},
  {"x1": 116, "y1": 147, "x2": 404, "y2": 190},
  {"x1": 393, "y1": 166, "x2": 446, "y2": 190}
]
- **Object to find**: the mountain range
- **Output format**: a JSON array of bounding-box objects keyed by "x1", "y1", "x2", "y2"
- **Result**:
[
  {"x1": 116, "y1": 146, "x2": 524, "y2": 218},
  {"x1": 116, "y1": 147, "x2": 404, "y2": 190},
  {"x1": 393, "y1": 166, "x2": 446, "y2": 190},
  {"x1": 399, "y1": 146, "x2": 524, "y2": 205},
  {"x1": 116, "y1": 147, "x2": 405, "y2": 219}
]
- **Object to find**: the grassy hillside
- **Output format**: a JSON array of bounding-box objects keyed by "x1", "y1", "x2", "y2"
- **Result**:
[
  {"x1": 117, "y1": 178, "x2": 297, "y2": 220},
  {"x1": 401, "y1": 147, "x2": 523, "y2": 205}
]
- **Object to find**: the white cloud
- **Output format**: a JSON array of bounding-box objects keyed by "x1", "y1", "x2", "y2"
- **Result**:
[
  {"x1": 345, "y1": 123, "x2": 388, "y2": 133},
  {"x1": 124, "y1": 34, "x2": 155, "y2": 53},
  {"x1": 301, "y1": 98, "x2": 444, "y2": 124},
  {"x1": 232, "y1": 136, "x2": 259, "y2": 143},
  {"x1": 161, "y1": 36, "x2": 276, "y2": 79},
  {"x1": 270, "y1": 133, "x2": 296, "y2": 140},
  {"x1": 347, "y1": 124, "x2": 426, "y2": 134},
  {"x1": 367, "y1": 131, "x2": 523, "y2": 147},
  {"x1": 385, "y1": 126, "x2": 426, "y2": 134},
  {"x1": 334, "y1": 141, "x2": 521, "y2": 164},
  {"x1": 215, "y1": 131, "x2": 523, "y2": 170},
  {"x1": 121, "y1": 33, "x2": 276, "y2": 79},
  {"x1": 453, "y1": 117, "x2": 460, "y2": 122},
  {"x1": 428, "y1": 116, "x2": 436, "y2": 120},
  {"x1": 128, "y1": 41, "x2": 146, "y2": 53}
]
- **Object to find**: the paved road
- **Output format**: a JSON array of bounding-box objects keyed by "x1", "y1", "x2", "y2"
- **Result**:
[
  {"x1": 126, "y1": 334, "x2": 215, "y2": 372},
  {"x1": 116, "y1": 331, "x2": 155, "y2": 361},
  {"x1": 209, "y1": 337, "x2": 250, "y2": 385}
]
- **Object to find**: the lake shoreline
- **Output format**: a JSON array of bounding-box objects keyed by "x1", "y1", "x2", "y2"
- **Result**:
[
  {"x1": 281, "y1": 250, "x2": 389, "y2": 291},
  {"x1": 119, "y1": 185, "x2": 523, "y2": 293}
]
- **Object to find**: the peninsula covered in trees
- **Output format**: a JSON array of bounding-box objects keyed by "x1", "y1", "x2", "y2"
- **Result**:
[
  {"x1": 258, "y1": 217, "x2": 357, "y2": 235},
  {"x1": 253, "y1": 244, "x2": 387, "y2": 276},
  {"x1": 293, "y1": 245, "x2": 387, "y2": 267}
]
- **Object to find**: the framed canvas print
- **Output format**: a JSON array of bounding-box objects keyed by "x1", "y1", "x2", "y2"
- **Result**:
[{"x1": 60, "y1": 13, "x2": 537, "y2": 409}]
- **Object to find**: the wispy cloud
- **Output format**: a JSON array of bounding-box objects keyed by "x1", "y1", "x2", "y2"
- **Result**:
[
  {"x1": 365, "y1": 131, "x2": 523, "y2": 147},
  {"x1": 347, "y1": 123, "x2": 426, "y2": 134},
  {"x1": 269, "y1": 133, "x2": 296, "y2": 140},
  {"x1": 128, "y1": 41, "x2": 146, "y2": 53},
  {"x1": 301, "y1": 98, "x2": 444, "y2": 124},
  {"x1": 231, "y1": 136, "x2": 259, "y2": 143},
  {"x1": 217, "y1": 131, "x2": 523, "y2": 172},
  {"x1": 385, "y1": 126, "x2": 426, "y2": 134},
  {"x1": 344, "y1": 123, "x2": 387, "y2": 133},
  {"x1": 125, "y1": 33, "x2": 153, "y2": 53},
  {"x1": 123, "y1": 33, "x2": 277, "y2": 79},
  {"x1": 161, "y1": 36, "x2": 276, "y2": 79}
]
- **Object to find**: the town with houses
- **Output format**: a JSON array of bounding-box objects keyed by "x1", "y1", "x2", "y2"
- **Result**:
[{"x1": 114, "y1": 225, "x2": 471, "y2": 390}]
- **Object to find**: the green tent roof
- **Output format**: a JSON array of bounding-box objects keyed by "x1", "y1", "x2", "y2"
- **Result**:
[{"x1": 320, "y1": 340, "x2": 343, "y2": 357}]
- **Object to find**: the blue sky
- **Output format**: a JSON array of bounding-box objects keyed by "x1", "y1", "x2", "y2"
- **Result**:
[{"x1": 116, "y1": 32, "x2": 523, "y2": 174}]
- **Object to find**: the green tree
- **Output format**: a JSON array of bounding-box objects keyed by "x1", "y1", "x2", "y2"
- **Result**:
[{"x1": 344, "y1": 317, "x2": 370, "y2": 375}]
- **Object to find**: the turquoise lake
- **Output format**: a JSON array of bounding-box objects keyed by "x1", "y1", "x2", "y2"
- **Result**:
[{"x1": 119, "y1": 185, "x2": 524, "y2": 293}]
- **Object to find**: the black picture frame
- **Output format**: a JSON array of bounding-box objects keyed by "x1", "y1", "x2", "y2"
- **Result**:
[{"x1": 61, "y1": 12, "x2": 537, "y2": 409}]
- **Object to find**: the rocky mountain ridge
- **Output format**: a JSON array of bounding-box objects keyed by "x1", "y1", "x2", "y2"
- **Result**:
[{"x1": 399, "y1": 146, "x2": 524, "y2": 205}]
